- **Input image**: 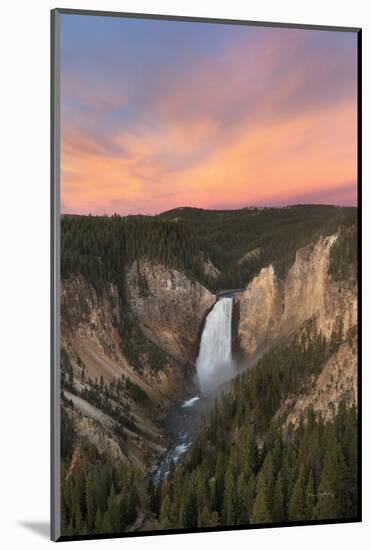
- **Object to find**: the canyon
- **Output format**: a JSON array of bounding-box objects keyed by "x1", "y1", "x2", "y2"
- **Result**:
[
  {"x1": 61, "y1": 227, "x2": 357, "y2": 477},
  {"x1": 59, "y1": 206, "x2": 358, "y2": 535}
]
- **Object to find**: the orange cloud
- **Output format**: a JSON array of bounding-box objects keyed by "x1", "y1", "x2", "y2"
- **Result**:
[
  {"x1": 171, "y1": 100, "x2": 356, "y2": 207},
  {"x1": 61, "y1": 93, "x2": 356, "y2": 214},
  {"x1": 60, "y1": 27, "x2": 357, "y2": 214}
]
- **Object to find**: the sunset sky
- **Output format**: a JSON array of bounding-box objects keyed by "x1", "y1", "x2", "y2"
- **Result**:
[{"x1": 60, "y1": 14, "x2": 357, "y2": 215}]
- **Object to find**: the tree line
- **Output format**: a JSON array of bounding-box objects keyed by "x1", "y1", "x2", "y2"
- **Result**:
[
  {"x1": 60, "y1": 315, "x2": 358, "y2": 535},
  {"x1": 153, "y1": 402, "x2": 357, "y2": 528},
  {"x1": 150, "y1": 319, "x2": 358, "y2": 528},
  {"x1": 61, "y1": 207, "x2": 356, "y2": 374},
  {"x1": 62, "y1": 205, "x2": 357, "y2": 297},
  {"x1": 61, "y1": 407, "x2": 140, "y2": 536},
  {"x1": 329, "y1": 224, "x2": 357, "y2": 283}
]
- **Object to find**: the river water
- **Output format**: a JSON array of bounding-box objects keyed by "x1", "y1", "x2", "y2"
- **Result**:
[
  {"x1": 152, "y1": 395, "x2": 202, "y2": 484},
  {"x1": 152, "y1": 296, "x2": 234, "y2": 484}
]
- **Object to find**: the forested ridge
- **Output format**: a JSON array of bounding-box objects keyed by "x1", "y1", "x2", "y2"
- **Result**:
[
  {"x1": 61, "y1": 205, "x2": 357, "y2": 294},
  {"x1": 61, "y1": 407, "x2": 141, "y2": 536},
  {"x1": 60, "y1": 205, "x2": 356, "y2": 374},
  {"x1": 153, "y1": 403, "x2": 357, "y2": 528},
  {"x1": 158, "y1": 205, "x2": 356, "y2": 288}
]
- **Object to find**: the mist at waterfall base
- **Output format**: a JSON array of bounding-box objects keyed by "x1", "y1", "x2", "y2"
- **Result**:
[
  {"x1": 152, "y1": 297, "x2": 236, "y2": 483},
  {"x1": 196, "y1": 296, "x2": 235, "y2": 395}
]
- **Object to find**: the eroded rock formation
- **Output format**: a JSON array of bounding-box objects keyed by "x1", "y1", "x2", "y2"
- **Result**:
[{"x1": 237, "y1": 234, "x2": 357, "y2": 362}]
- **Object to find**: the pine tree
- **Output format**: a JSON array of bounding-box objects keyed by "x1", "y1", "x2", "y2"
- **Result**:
[
  {"x1": 261, "y1": 451, "x2": 274, "y2": 515},
  {"x1": 237, "y1": 425, "x2": 256, "y2": 478},
  {"x1": 182, "y1": 472, "x2": 198, "y2": 528},
  {"x1": 315, "y1": 443, "x2": 347, "y2": 520},
  {"x1": 342, "y1": 405, "x2": 358, "y2": 517},
  {"x1": 95, "y1": 508, "x2": 103, "y2": 533},
  {"x1": 106, "y1": 484, "x2": 121, "y2": 532},
  {"x1": 73, "y1": 497, "x2": 82, "y2": 534},
  {"x1": 147, "y1": 479, "x2": 160, "y2": 518},
  {"x1": 223, "y1": 462, "x2": 236, "y2": 525},
  {"x1": 236, "y1": 473, "x2": 249, "y2": 524},
  {"x1": 196, "y1": 468, "x2": 209, "y2": 523},
  {"x1": 170, "y1": 467, "x2": 187, "y2": 527},
  {"x1": 288, "y1": 466, "x2": 306, "y2": 521},
  {"x1": 85, "y1": 470, "x2": 97, "y2": 532},
  {"x1": 159, "y1": 495, "x2": 172, "y2": 529},
  {"x1": 246, "y1": 474, "x2": 256, "y2": 521},
  {"x1": 272, "y1": 470, "x2": 285, "y2": 522},
  {"x1": 127, "y1": 473, "x2": 139, "y2": 524},
  {"x1": 251, "y1": 474, "x2": 271, "y2": 524},
  {"x1": 214, "y1": 453, "x2": 226, "y2": 513},
  {"x1": 101, "y1": 510, "x2": 112, "y2": 533},
  {"x1": 304, "y1": 469, "x2": 315, "y2": 520}
]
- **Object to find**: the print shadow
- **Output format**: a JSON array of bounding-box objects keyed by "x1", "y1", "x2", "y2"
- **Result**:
[{"x1": 18, "y1": 521, "x2": 49, "y2": 539}]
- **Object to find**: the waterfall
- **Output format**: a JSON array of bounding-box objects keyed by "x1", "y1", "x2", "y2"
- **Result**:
[{"x1": 196, "y1": 297, "x2": 234, "y2": 394}]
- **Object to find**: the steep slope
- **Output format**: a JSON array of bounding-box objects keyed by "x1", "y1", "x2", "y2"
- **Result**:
[
  {"x1": 60, "y1": 209, "x2": 358, "y2": 535},
  {"x1": 237, "y1": 234, "x2": 357, "y2": 363},
  {"x1": 276, "y1": 339, "x2": 357, "y2": 428},
  {"x1": 154, "y1": 229, "x2": 358, "y2": 528},
  {"x1": 126, "y1": 260, "x2": 215, "y2": 365},
  {"x1": 61, "y1": 264, "x2": 215, "y2": 471}
]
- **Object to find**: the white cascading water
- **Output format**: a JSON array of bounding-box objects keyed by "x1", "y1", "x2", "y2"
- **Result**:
[
  {"x1": 196, "y1": 297, "x2": 234, "y2": 394},
  {"x1": 153, "y1": 297, "x2": 235, "y2": 483}
]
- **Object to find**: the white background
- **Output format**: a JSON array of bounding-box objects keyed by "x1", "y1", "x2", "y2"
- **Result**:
[{"x1": 0, "y1": 0, "x2": 369, "y2": 548}]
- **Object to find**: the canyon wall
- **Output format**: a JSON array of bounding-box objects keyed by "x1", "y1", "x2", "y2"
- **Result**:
[
  {"x1": 275, "y1": 340, "x2": 357, "y2": 429},
  {"x1": 60, "y1": 233, "x2": 357, "y2": 466},
  {"x1": 60, "y1": 263, "x2": 215, "y2": 470},
  {"x1": 126, "y1": 260, "x2": 216, "y2": 365},
  {"x1": 237, "y1": 234, "x2": 357, "y2": 362}
]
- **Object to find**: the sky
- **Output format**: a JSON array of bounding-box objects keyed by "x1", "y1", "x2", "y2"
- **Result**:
[{"x1": 60, "y1": 14, "x2": 358, "y2": 215}]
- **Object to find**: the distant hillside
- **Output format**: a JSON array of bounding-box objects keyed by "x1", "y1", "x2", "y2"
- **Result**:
[{"x1": 62, "y1": 205, "x2": 356, "y2": 294}]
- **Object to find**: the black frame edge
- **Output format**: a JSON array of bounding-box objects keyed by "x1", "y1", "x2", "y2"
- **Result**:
[
  {"x1": 57, "y1": 516, "x2": 361, "y2": 543},
  {"x1": 53, "y1": 7, "x2": 361, "y2": 33},
  {"x1": 51, "y1": 7, "x2": 61, "y2": 543},
  {"x1": 356, "y1": 27, "x2": 362, "y2": 523}
]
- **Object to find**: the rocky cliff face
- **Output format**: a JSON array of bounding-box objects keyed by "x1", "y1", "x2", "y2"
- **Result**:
[
  {"x1": 62, "y1": 261, "x2": 215, "y2": 399},
  {"x1": 275, "y1": 340, "x2": 357, "y2": 429},
  {"x1": 237, "y1": 234, "x2": 357, "y2": 362},
  {"x1": 235, "y1": 264, "x2": 281, "y2": 362},
  {"x1": 61, "y1": 276, "x2": 122, "y2": 370},
  {"x1": 60, "y1": 233, "x2": 357, "y2": 467},
  {"x1": 126, "y1": 260, "x2": 216, "y2": 366},
  {"x1": 61, "y1": 275, "x2": 165, "y2": 470},
  {"x1": 61, "y1": 263, "x2": 215, "y2": 470}
]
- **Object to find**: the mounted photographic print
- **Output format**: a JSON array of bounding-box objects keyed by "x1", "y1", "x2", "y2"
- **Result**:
[{"x1": 51, "y1": 8, "x2": 361, "y2": 542}]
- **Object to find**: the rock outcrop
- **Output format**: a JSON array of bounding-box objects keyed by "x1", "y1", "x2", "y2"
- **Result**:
[
  {"x1": 202, "y1": 257, "x2": 221, "y2": 279},
  {"x1": 237, "y1": 234, "x2": 357, "y2": 362},
  {"x1": 61, "y1": 276, "x2": 123, "y2": 371},
  {"x1": 126, "y1": 260, "x2": 216, "y2": 365},
  {"x1": 276, "y1": 341, "x2": 357, "y2": 429},
  {"x1": 60, "y1": 233, "x2": 357, "y2": 467},
  {"x1": 235, "y1": 264, "x2": 281, "y2": 362},
  {"x1": 60, "y1": 263, "x2": 215, "y2": 470}
]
